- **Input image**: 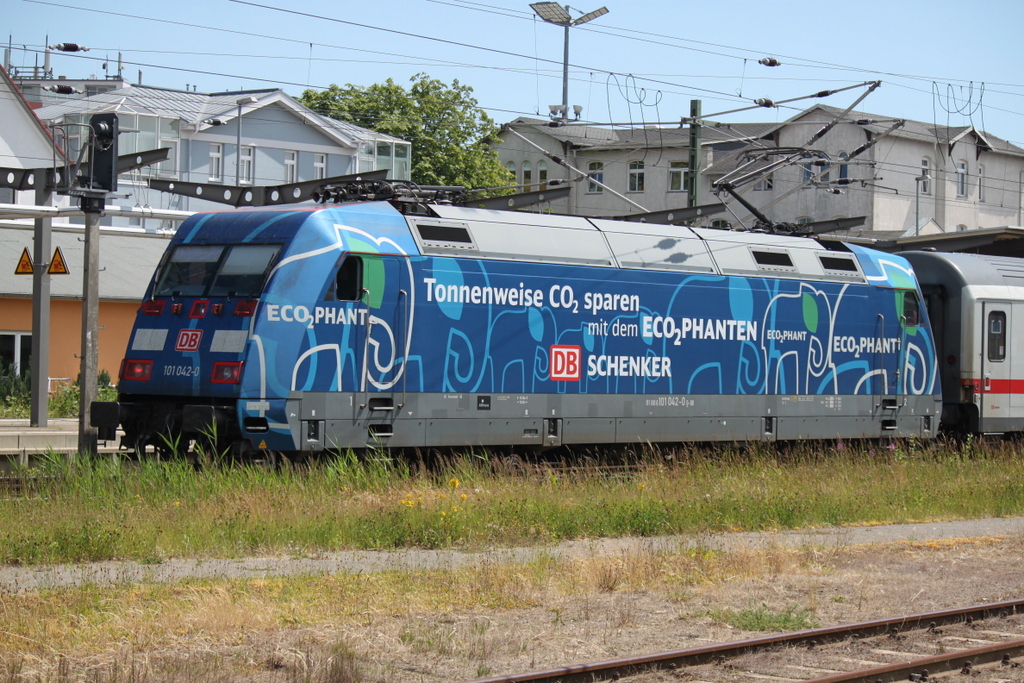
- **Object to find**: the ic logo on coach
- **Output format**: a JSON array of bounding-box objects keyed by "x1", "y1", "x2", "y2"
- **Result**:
[
  {"x1": 175, "y1": 329, "x2": 203, "y2": 352},
  {"x1": 550, "y1": 345, "x2": 581, "y2": 381}
]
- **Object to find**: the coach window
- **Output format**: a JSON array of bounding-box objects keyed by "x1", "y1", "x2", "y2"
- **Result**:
[
  {"x1": 988, "y1": 311, "x2": 1007, "y2": 362},
  {"x1": 333, "y1": 257, "x2": 363, "y2": 302},
  {"x1": 901, "y1": 291, "x2": 920, "y2": 328}
]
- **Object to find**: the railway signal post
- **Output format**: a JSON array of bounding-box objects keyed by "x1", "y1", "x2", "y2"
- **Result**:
[{"x1": 74, "y1": 113, "x2": 118, "y2": 455}]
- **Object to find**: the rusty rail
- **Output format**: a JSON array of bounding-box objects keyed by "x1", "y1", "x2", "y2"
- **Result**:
[{"x1": 465, "y1": 598, "x2": 1024, "y2": 683}]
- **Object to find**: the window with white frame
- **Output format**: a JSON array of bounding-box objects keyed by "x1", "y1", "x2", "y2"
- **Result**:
[
  {"x1": 538, "y1": 161, "x2": 548, "y2": 188},
  {"x1": 753, "y1": 173, "x2": 774, "y2": 191},
  {"x1": 921, "y1": 158, "x2": 931, "y2": 194},
  {"x1": 393, "y1": 144, "x2": 410, "y2": 180},
  {"x1": 628, "y1": 160, "x2": 645, "y2": 193},
  {"x1": 240, "y1": 146, "x2": 255, "y2": 185},
  {"x1": 838, "y1": 152, "x2": 849, "y2": 181},
  {"x1": 956, "y1": 161, "x2": 967, "y2": 197},
  {"x1": 506, "y1": 161, "x2": 516, "y2": 184},
  {"x1": 522, "y1": 161, "x2": 532, "y2": 191},
  {"x1": 0, "y1": 331, "x2": 31, "y2": 376},
  {"x1": 209, "y1": 143, "x2": 223, "y2": 182},
  {"x1": 669, "y1": 161, "x2": 688, "y2": 192},
  {"x1": 358, "y1": 142, "x2": 375, "y2": 172},
  {"x1": 284, "y1": 150, "x2": 297, "y2": 184},
  {"x1": 154, "y1": 117, "x2": 179, "y2": 179},
  {"x1": 587, "y1": 161, "x2": 603, "y2": 193},
  {"x1": 314, "y1": 153, "x2": 327, "y2": 180},
  {"x1": 375, "y1": 142, "x2": 392, "y2": 175},
  {"x1": 978, "y1": 164, "x2": 985, "y2": 202},
  {"x1": 156, "y1": 139, "x2": 178, "y2": 179}
]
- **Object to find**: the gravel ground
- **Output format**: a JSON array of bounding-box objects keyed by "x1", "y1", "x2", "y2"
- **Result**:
[
  {"x1": 3, "y1": 516, "x2": 1022, "y2": 594},
  {"x1": 3, "y1": 518, "x2": 1024, "y2": 682}
]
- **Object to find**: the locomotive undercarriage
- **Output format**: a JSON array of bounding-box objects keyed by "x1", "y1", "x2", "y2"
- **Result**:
[
  {"x1": 94, "y1": 395, "x2": 248, "y2": 461},
  {"x1": 286, "y1": 391, "x2": 942, "y2": 454}
]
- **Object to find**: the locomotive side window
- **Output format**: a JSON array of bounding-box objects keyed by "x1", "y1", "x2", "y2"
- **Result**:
[
  {"x1": 154, "y1": 245, "x2": 223, "y2": 297},
  {"x1": 333, "y1": 257, "x2": 363, "y2": 302},
  {"x1": 902, "y1": 291, "x2": 920, "y2": 327},
  {"x1": 988, "y1": 311, "x2": 1007, "y2": 362},
  {"x1": 209, "y1": 245, "x2": 281, "y2": 297}
]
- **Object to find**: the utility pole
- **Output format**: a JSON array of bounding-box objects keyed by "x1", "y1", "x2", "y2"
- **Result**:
[
  {"x1": 30, "y1": 175, "x2": 53, "y2": 426},
  {"x1": 687, "y1": 100, "x2": 702, "y2": 208}
]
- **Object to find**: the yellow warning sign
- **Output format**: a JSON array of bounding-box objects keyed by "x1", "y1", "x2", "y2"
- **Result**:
[
  {"x1": 258, "y1": 440, "x2": 268, "y2": 449},
  {"x1": 47, "y1": 247, "x2": 70, "y2": 275},
  {"x1": 15, "y1": 248, "x2": 33, "y2": 275}
]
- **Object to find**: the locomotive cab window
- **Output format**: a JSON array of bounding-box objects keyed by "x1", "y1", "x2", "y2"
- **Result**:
[
  {"x1": 154, "y1": 244, "x2": 281, "y2": 298},
  {"x1": 154, "y1": 245, "x2": 223, "y2": 297},
  {"x1": 332, "y1": 256, "x2": 363, "y2": 302},
  {"x1": 901, "y1": 291, "x2": 920, "y2": 327},
  {"x1": 988, "y1": 311, "x2": 1007, "y2": 362},
  {"x1": 209, "y1": 245, "x2": 280, "y2": 297}
]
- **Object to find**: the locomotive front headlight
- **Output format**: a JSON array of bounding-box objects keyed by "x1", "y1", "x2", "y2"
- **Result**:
[{"x1": 210, "y1": 361, "x2": 243, "y2": 384}]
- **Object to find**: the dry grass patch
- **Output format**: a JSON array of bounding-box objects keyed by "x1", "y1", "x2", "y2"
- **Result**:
[{"x1": 4, "y1": 536, "x2": 1024, "y2": 681}]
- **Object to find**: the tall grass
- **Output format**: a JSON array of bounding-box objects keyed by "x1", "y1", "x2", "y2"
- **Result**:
[{"x1": 2, "y1": 438, "x2": 1024, "y2": 566}]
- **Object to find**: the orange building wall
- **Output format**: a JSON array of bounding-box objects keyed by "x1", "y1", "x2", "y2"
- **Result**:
[{"x1": 2, "y1": 296, "x2": 138, "y2": 385}]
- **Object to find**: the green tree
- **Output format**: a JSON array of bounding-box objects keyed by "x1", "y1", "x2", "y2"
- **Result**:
[{"x1": 301, "y1": 73, "x2": 511, "y2": 191}]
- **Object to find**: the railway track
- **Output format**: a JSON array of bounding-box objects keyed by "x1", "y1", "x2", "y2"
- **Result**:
[{"x1": 466, "y1": 599, "x2": 1024, "y2": 683}]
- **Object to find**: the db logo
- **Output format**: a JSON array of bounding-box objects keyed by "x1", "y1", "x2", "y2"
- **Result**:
[
  {"x1": 550, "y1": 345, "x2": 581, "y2": 381},
  {"x1": 175, "y1": 329, "x2": 203, "y2": 352}
]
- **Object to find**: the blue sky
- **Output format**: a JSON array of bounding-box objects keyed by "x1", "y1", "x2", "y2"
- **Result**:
[{"x1": 8, "y1": 0, "x2": 1023, "y2": 145}]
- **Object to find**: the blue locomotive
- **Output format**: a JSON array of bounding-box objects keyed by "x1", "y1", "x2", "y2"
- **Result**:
[{"x1": 94, "y1": 199, "x2": 941, "y2": 458}]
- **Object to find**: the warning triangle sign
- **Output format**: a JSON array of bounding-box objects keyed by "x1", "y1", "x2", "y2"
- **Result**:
[
  {"x1": 48, "y1": 247, "x2": 70, "y2": 275},
  {"x1": 15, "y1": 248, "x2": 33, "y2": 275}
]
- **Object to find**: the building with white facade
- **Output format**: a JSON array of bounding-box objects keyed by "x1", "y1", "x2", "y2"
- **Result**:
[
  {"x1": 27, "y1": 85, "x2": 411, "y2": 231},
  {"x1": 757, "y1": 105, "x2": 1024, "y2": 236},
  {"x1": 495, "y1": 117, "x2": 774, "y2": 221},
  {"x1": 494, "y1": 106, "x2": 1024, "y2": 235}
]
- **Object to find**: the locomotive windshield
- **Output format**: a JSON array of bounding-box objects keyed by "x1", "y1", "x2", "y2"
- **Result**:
[{"x1": 154, "y1": 244, "x2": 281, "y2": 298}]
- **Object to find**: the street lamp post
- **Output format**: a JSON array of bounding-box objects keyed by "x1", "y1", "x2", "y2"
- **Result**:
[
  {"x1": 529, "y1": 2, "x2": 608, "y2": 123},
  {"x1": 235, "y1": 96, "x2": 258, "y2": 186}
]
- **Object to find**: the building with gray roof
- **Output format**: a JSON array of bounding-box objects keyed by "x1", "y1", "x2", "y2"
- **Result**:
[
  {"x1": 29, "y1": 85, "x2": 410, "y2": 231},
  {"x1": 494, "y1": 105, "x2": 1024, "y2": 235}
]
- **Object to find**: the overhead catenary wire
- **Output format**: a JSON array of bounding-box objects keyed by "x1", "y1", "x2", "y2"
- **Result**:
[{"x1": 14, "y1": 0, "x2": 1024, "y2": 151}]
